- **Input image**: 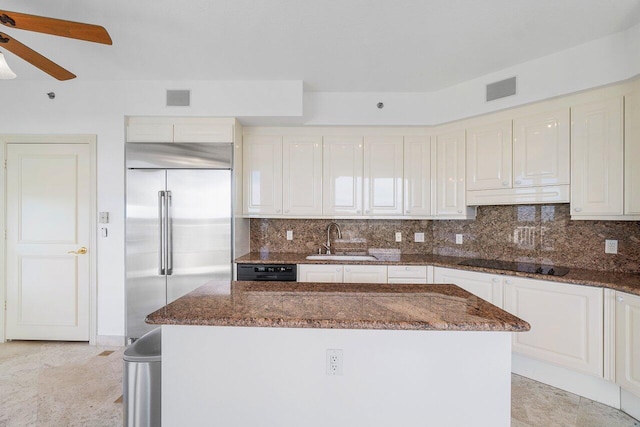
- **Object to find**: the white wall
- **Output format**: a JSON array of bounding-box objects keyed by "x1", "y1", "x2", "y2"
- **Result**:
[
  {"x1": 303, "y1": 21, "x2": 640, "y2": 125},
  {"x1": 1, "y1": 23, "x2": 638, "y2": 339}
]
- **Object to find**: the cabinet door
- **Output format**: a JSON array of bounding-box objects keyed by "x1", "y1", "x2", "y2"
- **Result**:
[
  {"x1": 126, "y1": 118, "x2": 173, "y2": 143},
  {"x1": 513, "y1": 109, "x2": 570, "y2": 187},
  {"x1": 625, "y1": 90, "x2": 640, "y2": 215},
  {"x1": 173, "y1": 123, "x2": 233, "y2": 143},
  {"x1": 282, "y1": 136, "x2": 323, "y2": 216},
  {"x1": 433, "y1": 267, "x2": 503, "y2": 307},
  {"x1": 616, "y1": 292, "x2": 640, "y2": 397},
  {"x1": 363, "y1": 136, "x2": 403, "y2": 215},
  {"x1": 243, "y1": 135, "x2": 283, "y2": 215},
  {"x1": 403, "y1": 136, "x2": 432, "y2": 217},
  {"x1": 504, "y1": 278, "x2": 604, "y2": 377},
  {"x1": 298, "y1": 264, "x2": 343, "y2": 283},
  {"x1": 387, "y1": 265, "x2": 428, "y2": 284},
  {"x1": 323, "y1": 137, "x2": 363, "y2": 216},
  {"x1": 434, "y1": 129, "x2": 467, "y2": 217},
  {"x1": 571, "y1": 98, "x2": 624, "y2": 216},
  {"x1": 466, "y1": 121, "x2": 512, "y2": 191},
  {"x1": 343, "y1": 265, "x2": 387, "y2": 283}
]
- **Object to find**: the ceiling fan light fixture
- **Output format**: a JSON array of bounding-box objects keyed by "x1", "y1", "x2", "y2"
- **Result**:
[{"x1": 0, "y1": 51, "x2": 16, "y2": 79}]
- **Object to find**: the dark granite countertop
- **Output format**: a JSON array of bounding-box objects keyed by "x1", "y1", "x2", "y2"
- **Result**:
[
  {"x1": 146, "y1": 281, "x2": 530, "y2": 332},
  {"x1": 235, "y1": 252, "x2": 640, "y2": 297}
]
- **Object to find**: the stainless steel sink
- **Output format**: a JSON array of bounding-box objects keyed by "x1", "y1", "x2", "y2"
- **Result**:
[{"x1": 305, "y1": 254, "x2": 378, "y2": 261}]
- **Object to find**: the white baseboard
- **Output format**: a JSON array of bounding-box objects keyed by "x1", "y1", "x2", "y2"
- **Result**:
[
  {"x1": 621, "y1": 389, "x2": 640, "y2": 421},
  {"x1": 512, "y1": 353, "x2": 621, "y2": 408},
  {"x1": 96, "y1": 335, "x2": 126, "y2": 347}
]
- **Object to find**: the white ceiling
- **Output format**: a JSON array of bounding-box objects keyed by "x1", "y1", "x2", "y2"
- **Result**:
[{"x1": 2, "y1": 0, "x2": 640, "y2": 91}]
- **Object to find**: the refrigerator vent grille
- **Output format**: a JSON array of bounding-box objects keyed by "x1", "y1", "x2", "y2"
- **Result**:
[
  {"x1": 166, "y1": 90, "x2": 191, "y2": 107},
  {"x1": 486, "y1": 77, "x2": 516, "y2": 101}
]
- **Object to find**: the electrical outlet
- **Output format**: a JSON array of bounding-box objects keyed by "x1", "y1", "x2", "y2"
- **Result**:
[
  {"x1": 605, "y1": 239, "x2": 618, "y2": 254},
  {"x1": 286, "y1": 230, "x2": 293, "y2": 241},
  {"x1": 455, "y1": 234, "x2": 463, "y2": 245},
  {"x1": 414, "y1": 232, "x2": 425, "y2": 243},
  {"x1": 395, "y1": 232, "x2": 402, "y2": 242},
  {"x1": 326, "y1": 349, "x2": 343, "y2": 376}
]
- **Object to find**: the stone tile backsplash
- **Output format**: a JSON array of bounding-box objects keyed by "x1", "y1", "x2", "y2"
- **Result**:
[{"x1": 250, "y1": 204, "x2": 640, "y2": 273}]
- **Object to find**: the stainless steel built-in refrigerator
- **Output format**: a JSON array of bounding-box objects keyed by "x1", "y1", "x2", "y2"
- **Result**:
[{"x1": 125, "y1": 143, "x2": 232, "y2": 341}]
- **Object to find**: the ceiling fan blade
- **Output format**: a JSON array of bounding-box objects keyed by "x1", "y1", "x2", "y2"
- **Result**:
[
  {"x1": 0, "y1": 32, "x2": 75, "y2": 80},
  {"x1": 0, "y1": 10, "x2": 112, "y2": 45}
]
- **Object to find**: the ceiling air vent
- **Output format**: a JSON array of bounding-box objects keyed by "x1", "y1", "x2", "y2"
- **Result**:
[
  {"x1": 166, "y1": 90, "x2": 191, "y2": 107},
  {"x1": 486, "y1": 77, "x2": 516, "y2": 102}
]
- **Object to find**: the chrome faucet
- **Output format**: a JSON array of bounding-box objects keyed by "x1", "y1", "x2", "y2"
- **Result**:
[{"x1": 323, "y1": 222, "x2": 342, "y2": 254}]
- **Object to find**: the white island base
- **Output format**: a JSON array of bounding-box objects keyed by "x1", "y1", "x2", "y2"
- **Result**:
[{"x1": 162, "y1": 325, "x2": 513, "y2": 427}]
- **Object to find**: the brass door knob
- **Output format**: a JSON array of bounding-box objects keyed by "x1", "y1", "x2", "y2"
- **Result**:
[{"x1": 68, "y1": 247, "x2": 88, "y2": 255}]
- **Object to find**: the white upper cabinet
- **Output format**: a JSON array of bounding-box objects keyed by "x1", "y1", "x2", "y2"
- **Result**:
[
  {"x1": 323, "y1": 137, "x2": 364, "y2": 216},
  {"x1": 571, "y1": 97, "x2": 624, "y2": 218},
  {"x1": 466, "y1": 109, "x2": 570, "y2": 206},
  {"x1": 513, "y1": 109, "x2": 570, "y2": 188},
  {"x1": 126, "y1": 117, "x2": 234, "y2": 143},
  {"x1": 403, "y1": 136, "x2": 432, "y2": 217},
  {"x1": 282, "y1": 136, "x2": 323, "y2": 216},
  {"x1": 243, "y1": 135, "x2": 283, "y2": 216},
  {"x1": 363, "y1": 136, "x2": 403, "y2": 216},
  {"x1": 434, "y1": 129, "x2": 474, "y2": 218},
  {"x1": 625, "y1": 89, "x2": 640, "y2": 215},
  {"x1": 466, "y1": 120, "x2": 513, "y2": 191}
]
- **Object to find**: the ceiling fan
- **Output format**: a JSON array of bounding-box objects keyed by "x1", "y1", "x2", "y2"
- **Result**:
[{"x1": 0, "y1": 9, "x2": 112, "y2": 80}]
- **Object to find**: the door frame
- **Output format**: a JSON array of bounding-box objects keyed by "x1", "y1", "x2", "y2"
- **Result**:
[{"x1": 0, "y1": 134, "x2": 98, "y2": 344}]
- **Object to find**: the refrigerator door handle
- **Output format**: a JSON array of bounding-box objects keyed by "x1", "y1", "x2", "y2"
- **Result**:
[
  {"x1": 166, "y1": 190, "x2": 173, "y2": 276},
  {"x1": 158, "y1": 191, "x2": 166, "y2": 275}
]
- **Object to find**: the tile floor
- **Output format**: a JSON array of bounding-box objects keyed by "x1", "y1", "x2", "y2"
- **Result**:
[{"x1": 0, "y1": 341, "x2": 638, "y2": 426}]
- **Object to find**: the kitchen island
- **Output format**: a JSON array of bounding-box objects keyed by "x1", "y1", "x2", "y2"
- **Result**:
[{"x1": 147, "y1": 281, "x2": 529, "y2": 427}]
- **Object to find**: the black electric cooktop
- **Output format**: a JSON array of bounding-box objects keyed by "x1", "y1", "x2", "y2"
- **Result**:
[{"x1": 458, "y1": 259, "x2": 570, "y2": 277}]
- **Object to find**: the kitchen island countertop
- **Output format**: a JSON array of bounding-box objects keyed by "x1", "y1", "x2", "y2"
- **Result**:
[{"x1": 146, "y1": 280, "x2": 530, "y2": 332}]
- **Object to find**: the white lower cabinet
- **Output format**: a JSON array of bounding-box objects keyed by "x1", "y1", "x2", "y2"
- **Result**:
[
  {"x1": 387, "y1": 265, "x2": 429, "y2": 284},
  {"x1": 298, "y1": 264, "x2": 386, "y2": 283},
  {"x1": 433, "y1": 267, "x2": 503, "y2": 308},
  {"x1": 616, "y1": 291, "x2": 640, "y2": 397},
  {"x1": 343, "y1": 265, "x2": 387, "y2": 283},
  {"x1": 504, "y1": 278, "x2": 604, "y2": 377},
  {"x1": 298, "y1": 264, "x2": 343, "y2": 283}
]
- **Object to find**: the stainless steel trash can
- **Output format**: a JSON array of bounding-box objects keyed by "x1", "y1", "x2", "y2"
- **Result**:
[{"x1": 123, "y1": 327, "x2": 161, "y2": 427}]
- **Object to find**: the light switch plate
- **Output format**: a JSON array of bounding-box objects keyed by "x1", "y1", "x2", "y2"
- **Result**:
[
  {"x1": 414, "y1": 232, "x2": 425, "y2": 243},
  {"x1": 395, "y1": 232, "x2": 402, "y2": 242},
  {"x1": 455, "y1": 234, "x2": 463, "y2": 245},
  {"x1": 286, "y1": 230, "x2": 293, "y2": 241}
]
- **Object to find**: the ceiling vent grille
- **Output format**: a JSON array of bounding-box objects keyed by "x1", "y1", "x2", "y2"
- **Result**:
[
  {"x1": 166, "y1": 90, "x2": 191, "y2": 107},
  {"x1": 486, "y1": 77, "x2": 516, "y2": 102}
]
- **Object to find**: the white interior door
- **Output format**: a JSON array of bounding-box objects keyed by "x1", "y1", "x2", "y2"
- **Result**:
[{"x1": 6, "y1": 143, "x2": 91, "y2": 341}]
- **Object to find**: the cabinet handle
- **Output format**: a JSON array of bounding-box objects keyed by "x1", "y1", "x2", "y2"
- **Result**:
[
  {"x1": 457, "y1": 209, "x2": 462, "y2": 214},
  {"x1": 515, "y1": 180, "x2": 522, "y2": 185},
  {"x1": 345, "y1": 268, "x2": 351, "y2": 272},
  {"x1": 357, "y1": 210, "x2": 361, "y2": 214},
  {"x1": 365, "y1": 210, "x2": 370, "y2": 214},
  {"x1": 406, "y1": 210, "x2": 411, "y2": 214},
  {"x1": 502, "y1": 181, "x2": 509, "y2": 186},
  {"x1": 505, "y1": 279, "x2": 512, "y2": 285},
  {"x1": 276, "y1": 209, "x2": 281, "y2": 213},
  {"x1": 574, "y1": 207, "x2": 582, "y2": 212},
  {"x1": 617, "y1": 296, "x2": 624, "y2": 303},
  {"x1": 284, "y1": 209, "x2": 289, "y2": 213},
  {"x1": 492, "y1": 278, "x2": 499, "y2": 283}
]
